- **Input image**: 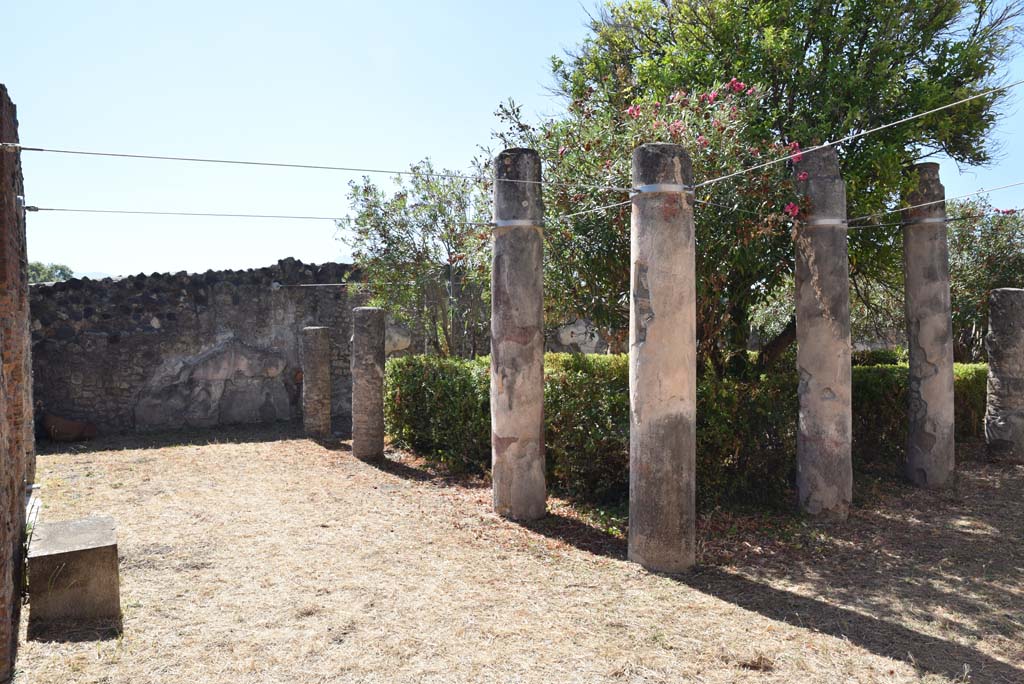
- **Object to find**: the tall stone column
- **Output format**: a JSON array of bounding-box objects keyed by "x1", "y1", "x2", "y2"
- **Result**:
[
  {"x1": 628, "y1": 143, "x2": 696, "y2": 573},
  {"x1": 793, "y1": 146, "x2": 853, "y2": 521},
  {"x1": 351, "y1": 307, "x2": 385, "y2": 459},
  {"x1": 902, "y1": 163, "x2": 955, "y2": 487},
  {"x1": 985, "y1": 288, "x2": 1024, "y2": 462},
  {"x1": 301, "y1": 326, "x2": 332, "y2": 439},
  {"x1": 491, "y1": 148, "x2": 546, "y2": 521},
  {"x1": 0, "y1": 83, "x2": 28, "y2": 682}
]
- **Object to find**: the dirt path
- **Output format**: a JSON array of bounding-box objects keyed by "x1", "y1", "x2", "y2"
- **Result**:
[{"x1": 16, "y1": 428, "x2": 1024, "y2": 683}]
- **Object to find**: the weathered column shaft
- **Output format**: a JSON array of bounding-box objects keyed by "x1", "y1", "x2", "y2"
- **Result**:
[
  {"x1": 351, "y1": 307, "x2": 385, "y2": 459},
  {"x1": 628, "y1": 143, "x2": 696, "y2": 573},
  {"x1": 985, "y1": 288, "x2": 1024, "y2": 462},
  {"x1": 301, "y1": 326, "x2": 332, "y2": 438},
  {"x1": 0, "y1": 84, "x2": 28, "y2": 682},
  {"x1": 793, "y1": 146, "x2": 853, "y2": 521},
  {"x1": 491, "y1": 148, "x2": 546, "y2": 521},
  {"x1": 903, "y1": 163, "x2": 955, "y2": 487}
]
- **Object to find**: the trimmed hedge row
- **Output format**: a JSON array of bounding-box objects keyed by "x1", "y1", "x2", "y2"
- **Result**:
[{"x1": 384, "y1": 354, "x2": 988, "y2": 509}]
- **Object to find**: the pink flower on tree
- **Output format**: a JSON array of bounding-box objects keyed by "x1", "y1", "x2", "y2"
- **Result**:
[
  {"x1": 788, "y1": 141, "x2": 804, "y2": 162},
  {"x1": 668, "y1": 120, "x2": 685, "y2": 136},
  {"x1": 700, "y1": 91, "x2": 719, "y2": 104},
  {"x1": 697, "y1": 134, "x2": 709, "y2": 147},
  {"x1": 784, "y1": 202, "x2": 800, "y2": 218},
  {"x1": 626, "y1": 104, "x2": 642, "y2": 119},
  {"x1": 727, "y1": 77, "x2": 747, "y2": 93},
  {"x1": 797, "y1": 171, "x2": 809, "y2": 181}
]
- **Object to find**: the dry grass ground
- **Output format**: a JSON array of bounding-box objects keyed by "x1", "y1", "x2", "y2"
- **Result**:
[{"x1": 15, "y1": 427, "x2": 1024, "y2": 684}]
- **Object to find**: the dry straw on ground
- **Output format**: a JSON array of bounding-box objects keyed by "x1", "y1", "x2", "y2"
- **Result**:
[{"x1": 16, "y1": 427, "x2": 1024, "y2": 683}]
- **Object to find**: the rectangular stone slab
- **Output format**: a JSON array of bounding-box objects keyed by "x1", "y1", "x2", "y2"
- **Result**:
[{"x1": 28, "y1": 516, "x2": 120, "y2": 623}]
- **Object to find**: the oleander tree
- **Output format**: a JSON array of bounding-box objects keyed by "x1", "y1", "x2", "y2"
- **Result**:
[
  {"x1": 496, "y1": 0, "x2": 1021, "y2": 373},
  {"x1": 497, "y1": 81, "x2": 801, "y2": 375}
]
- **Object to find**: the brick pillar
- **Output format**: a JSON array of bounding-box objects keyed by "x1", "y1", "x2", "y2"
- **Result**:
[
  {"x1": 985, "y1": 288, "x2": 1024, "y2": 462},
  {"x1": 902, "y1": 163, "x2": 955, "y2": 487},
  {"x1": 301, "y1": 326, "x2": 332, "y2": 438},
  {"x1": 627, "y1": 144, "x2": 697, "y2": 573},
  {"x1": 0, "y1": 83, "x2": 29, "y2": 681},
  {"x1": 351, "y1": 307, "x2": 385, "y2": 459},
  {"x1": 793, "y1": 146, "x2": 853, "y2": 521},
  {"x1": 491, "y1": 148, "x2": 546, "y2": 521}
]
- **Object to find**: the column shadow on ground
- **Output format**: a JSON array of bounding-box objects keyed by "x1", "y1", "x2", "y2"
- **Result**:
[
  {"x1": 521, "y1": 460, "x2": 1024, "y2": 684},
  {"x1": 26, "y1": 616, "x2": 122, "y2": 643}
]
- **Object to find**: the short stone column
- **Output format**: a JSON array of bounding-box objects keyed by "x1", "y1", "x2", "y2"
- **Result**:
[
  {"x1": 491, "y1": 148, "x2": 546, "y2": 521},
  {"x1": 628, "y1": 143, "x2": 696, "y2": 573},
  {"x1": 985, "y1": 288, "x2": 1024, "y2": 462},
  {"x1": 351, "y1": 307, "x2": 385, "y2": 459},
  {"x1": 301, "y1": 326, "x2": 332, "y2": 438},
  {"x1": 902, "y1": 163, "x2": 955, "y2": 487},
  {"x1": 793, "y1": 146, "x2": 853, "y2": 521}
]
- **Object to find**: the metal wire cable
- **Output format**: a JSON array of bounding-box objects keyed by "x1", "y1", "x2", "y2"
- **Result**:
[
  {"x1": 0, "y1": 142, "x2": 631, "y2": 195},
  {"x1": 25, "y1": 206, "x2": 346, "y2": 221},
  {"x1": 3, "y1": 79, "x2": 1020, "y2": 201},
  {"x1": 25, "y1": 201, "x2": 634, "y2": 226},
  {"x1": 847, "y1": 180, "x2": 1024, "y2": 226},
  {"x1": 694, "y1": 78, "x2": 1024, "y2": 190},
  {"x1": 554, "y1": 199, "x2": 633, "y2": 221}
]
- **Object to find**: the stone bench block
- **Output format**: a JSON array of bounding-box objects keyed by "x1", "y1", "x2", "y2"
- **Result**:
[{"x1": 28, "y1": 516, "x2": 120, "y2": 626}]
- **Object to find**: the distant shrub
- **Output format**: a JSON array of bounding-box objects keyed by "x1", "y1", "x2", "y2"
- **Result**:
[{"x1": 851, "y1": 347, "x2": 908, "y2": 366}]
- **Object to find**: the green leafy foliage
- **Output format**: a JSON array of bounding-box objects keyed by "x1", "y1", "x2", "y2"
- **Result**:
[
  {"x1": 497, "y1": 84, "x2": 798, "y2": 373},
  {"x1": 852, "y1": 363, "x2": 988, "y2": 470},
  {"x1": 545, "y1": 353, "x2": 630, "y2": 502},
  {"x1": 851, "y1": 347, "x2": 909, "y2": 366},
  {"x1": 496, "y1": 0, "x2": 1020, "y2": 369},
  {"x1": 384, "y1": 355, "x2": 490, "y2": 472},
  {"x1": 558, "y1": 0, "x2": 1019, "y2": 218},
  {"x1": 28, "y1": 262, "x2": 73, "y2": 284},
  {"x1": 948, "y1": 199, "x2": 1024, "y2": 360},
  {"x1": 346, "y1": 159, "x2": 492, "y2": 357},
  {"x1": 384, "y1": 353, "x2": 990, "y2": 509}
]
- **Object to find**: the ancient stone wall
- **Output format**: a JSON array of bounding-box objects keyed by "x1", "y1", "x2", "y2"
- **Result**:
[
  {"x1": 30, "y1": 259, "x2": 369, "y2": 434},
  {"x1": 0, "y1": 83, "x2": 30, "y2": 682}
]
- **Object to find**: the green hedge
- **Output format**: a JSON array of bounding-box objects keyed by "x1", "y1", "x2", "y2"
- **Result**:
[
  {"x1": 852, "y1": 362, "x2": 988, "y2": 465},
  {"x1": 384, "y1": 355, "x2": 490, "y2": 472},
  {"x1": 384, "y1": 354, "x2": 988, "y2": 508}
]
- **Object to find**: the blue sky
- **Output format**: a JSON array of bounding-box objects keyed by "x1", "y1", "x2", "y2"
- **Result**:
[{"x1": 4, "y1": 1, "x2": 1023, "y2": 277}]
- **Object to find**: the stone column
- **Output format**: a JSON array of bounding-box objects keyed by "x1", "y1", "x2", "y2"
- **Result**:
[
  {"x1": 985, "y1": 288, "x2": 1024, "y2": 462},
  {"x1": 301, "y1": 326, "x2": 332, "y2": 438},
  {"x1": 793, "y1": 146, "x2": 853, "y2": 521},
  {"x1": 351, "y1": 307, "x2": 385, "y2": 459},
  {"x1": 627, "y1": 143, "x2": 696, "y2": 573},
  {"x1": 902, "y1": 163, "x2": 955, "y2": 487},
  {"x1": 491, "y1": 148, "x2": 546, "y2": 521}
]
